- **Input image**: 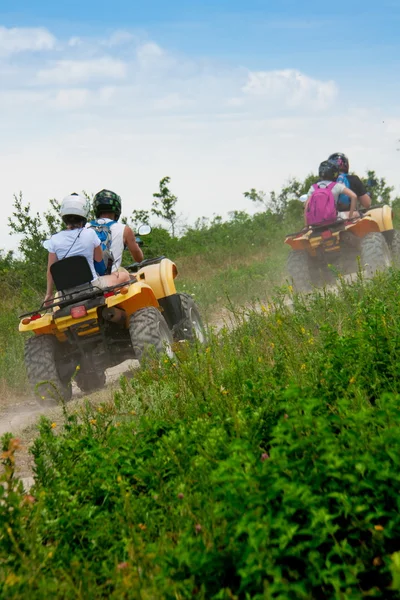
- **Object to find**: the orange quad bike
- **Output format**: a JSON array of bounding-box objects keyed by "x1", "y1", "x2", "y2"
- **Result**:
[
  {"x1": 285, "y1": 205, "x2": 400, "y2": 292},
  {"x1": 19, "y1": 228, "x2": 205, "y2": 404}
]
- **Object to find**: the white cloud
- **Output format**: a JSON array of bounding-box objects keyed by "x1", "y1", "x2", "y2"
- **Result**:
[
  {"x1": 37, "y1": 57, "x2": 127, "y2": 85},
  {"x1": 68, "y1": 37, "x2": 82, "y2": 48},
  {"x1": 243, "y1": 69, "x2": 337, "y2": 110},
  {"x1": 0, "y1": 26, "x2": 56, "y2": 56},
  {"x1": 1, "y1": 27, "x2": 400, "y2": 253},
  {"x1": 136, "y1": 42, "x2": 166, "y2": 68},
  {"x1": 103, "y1": 30, "x2": 135, "y2": 47}
]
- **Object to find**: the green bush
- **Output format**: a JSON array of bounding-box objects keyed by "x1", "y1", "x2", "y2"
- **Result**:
[{"x1": 2, "y1": 271, "x2": 400, "y2": 597}]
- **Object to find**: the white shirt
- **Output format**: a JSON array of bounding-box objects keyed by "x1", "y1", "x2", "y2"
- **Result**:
[
  {"x1": 89, "y1": 218, "x2": 125, "y2": 271},
  {"x1": 44, "y1": 228, "x2": 100, "y2": 281}
]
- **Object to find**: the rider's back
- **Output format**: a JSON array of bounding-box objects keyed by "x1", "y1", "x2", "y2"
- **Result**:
[{"x1": 45, "y1": 228, "x2": 100, "y2": 280}]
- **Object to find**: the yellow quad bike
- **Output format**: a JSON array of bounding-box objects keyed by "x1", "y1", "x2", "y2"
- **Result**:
[
  {"x1": 285, "y1": 204, "x2": 400, "y2": 292},
  {"x1": 19, "y1": 234, "x2": 205, "y2": 404}
]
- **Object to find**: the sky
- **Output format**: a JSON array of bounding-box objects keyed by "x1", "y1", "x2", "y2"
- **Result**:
[{"x1": 1, "y1": 0, "x2": 400, "y2": 251}]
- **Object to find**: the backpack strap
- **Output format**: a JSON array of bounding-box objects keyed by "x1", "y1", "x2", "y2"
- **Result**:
[
  {"x1": 326, "y1": 182, "x2": 336, "y2": 190},
  {"x1": 90, "y1": 219, "x2": 116, "y2": 229}
]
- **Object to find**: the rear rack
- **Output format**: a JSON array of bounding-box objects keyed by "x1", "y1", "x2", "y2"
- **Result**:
[{"x1": 19, "y1": 279, "x2": 136, "y2": 319}]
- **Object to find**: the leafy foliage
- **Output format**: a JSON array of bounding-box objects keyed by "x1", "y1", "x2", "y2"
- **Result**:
[
  {"x1": 152, "y1": 176, "x2": 179, "y2": 236},
  {"x1": 3, "y1": 272, "x2": 400, "y2": 596}
]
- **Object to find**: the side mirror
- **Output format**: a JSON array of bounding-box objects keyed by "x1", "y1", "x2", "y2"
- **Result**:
[{"x1": 137, "y1": 224, "x2": 152, "y2": 236}]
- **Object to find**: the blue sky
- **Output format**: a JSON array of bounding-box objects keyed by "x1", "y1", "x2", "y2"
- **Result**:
[{"x1": 1, "y1": 1, "x2": 399, "y2": 249}]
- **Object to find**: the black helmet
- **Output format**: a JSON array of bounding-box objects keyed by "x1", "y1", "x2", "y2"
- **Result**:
[
  {"x1": 93, "y1": 189, "x2": 122, "y2": 220},
  {"x1": 318, "y1": 160, "x2": 339, "y2": 181},
  {"x1": 328, "y1": 152, "x2": 349, "y2": 173}
]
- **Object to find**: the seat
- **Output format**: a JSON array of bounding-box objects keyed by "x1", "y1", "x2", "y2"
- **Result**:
[{"x1": 50, "y1": 255, "x2": 93, "y2": 292}]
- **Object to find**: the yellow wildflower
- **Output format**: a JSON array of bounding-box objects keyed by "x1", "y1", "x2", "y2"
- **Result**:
[
  {"x1": 261, "y1": 304, "x2": 268, "y2": 313},
  {"x1": 308, "y1": 338, "x2": 314, "y2": 345},
  {"x1": 5, "y1": 573, "x2": 21, "y2": 587},
  {"x1": 51, "y1": 423, "x2": 57, "y2": 429},
  {"x1": 301, "y1": 364, "x2": 307, "y2": 371},
  {"x1": 89, "y1": 419, "x2": 97, "y2": 425},
  {"x1": 301, "y1": 327, "x2": 306, "y2": 335},
  {"x1": 349, "y1": 376, "x2": 356, "y2": 385},
  {"x1": 374, "y1": 525, "x2": 384, "y2": 531},
  {"x1": 75, "y1": 365, "x2": 81, "y2": 371}
]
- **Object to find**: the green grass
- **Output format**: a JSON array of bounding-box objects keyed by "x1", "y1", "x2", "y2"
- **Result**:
[{"x1": 2, "y1": 270, "x2": 400, "y2": 597}]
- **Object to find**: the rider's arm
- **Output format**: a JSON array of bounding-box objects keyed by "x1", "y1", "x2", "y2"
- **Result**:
[
  {"x1": 350, "y1": 176, "x2": 371, "y2": 209},
  {"x1": 343, "y1": 186, "x2": 358, "y2": 218},
  {"x1": 304, "y1": 198, "x2": 310, "y2": 225},
  {"x1": 44, "y1": 252, "x2": 58, "y2": 302},
  {"x1": 124, "y1": 225, "x2": 144, "y2": 262}
]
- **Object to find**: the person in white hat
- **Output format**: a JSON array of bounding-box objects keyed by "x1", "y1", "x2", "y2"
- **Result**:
[{"x1": 43, "y1": 193, "x2": 130, "y2": 305}]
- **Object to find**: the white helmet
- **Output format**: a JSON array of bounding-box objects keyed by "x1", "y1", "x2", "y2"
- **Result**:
[{"x1": 60, "y1": 193, "x2": 90, "y2": 221}]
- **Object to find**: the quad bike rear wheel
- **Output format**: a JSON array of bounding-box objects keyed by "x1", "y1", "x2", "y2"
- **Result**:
[
  {"x1": 360, "y1": 232, "x2": 392, "y2": 277},
  {"x1": 173, "y1": 293, "x2": 206, "y2": 343},
  {"x1": 287, "y1": 250, "x2": 313, "y2": 292},
  {"x1": 129, "y1": 307, "x2": 174, "y2": 363},
  {"x1": 25, "y1": 335, "x2": 73, "y2": 405}
]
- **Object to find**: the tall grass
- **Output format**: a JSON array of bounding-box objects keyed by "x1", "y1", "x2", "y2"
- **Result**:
[{"x1": 2, "y1": 270, "x2": 400, "y2": 597}]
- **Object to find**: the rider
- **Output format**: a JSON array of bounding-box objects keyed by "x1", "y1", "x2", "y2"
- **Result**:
[
  {"x1": 328, "y1": 152, "x2": 372, "y2": 210},
  {"x1": 90, "y1": 189, "x2": 143, "y2": 274},
  {"x1": 304, "y1": 160, "x2": 358, "y2": 225},
  {"x1": 43, "y1": 193, "x2": 130, "y2": 304}
]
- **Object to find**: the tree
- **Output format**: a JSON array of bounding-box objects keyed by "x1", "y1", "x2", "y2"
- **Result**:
[
  {"x1": 152, "y1": 177, "x2": 178, "y2": 237},
  {"x1": 244, "y1": 174, "x2": 319, "y2": 217},
  {"x1": 130, "y1": 209, "x2": 151, "y2": 230},
  {"x1": 360, "y1": 170, "x2": 400, "y2": 205}
]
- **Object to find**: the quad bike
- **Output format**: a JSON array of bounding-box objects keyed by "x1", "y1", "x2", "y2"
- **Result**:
[
  {"x1": 285, "y1": 204, "x2": 400, "y2": 292},
  {"x1": 19, "y1": 227, "x2": 206, "y2": 404}
]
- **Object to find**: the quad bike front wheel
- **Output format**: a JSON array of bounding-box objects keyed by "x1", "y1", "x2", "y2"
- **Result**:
[
  {"x1": 287, "y1": 250, "x2": 313, "y2": 292},
  {"x1": 360, "y1": 232, "x2": 392, "y2": 277},
  {"x1": 25, "y1": 335, "x2": 73, "y2": 405},
  {"x1": 173, "y1": 293, "x2": 206, "y2": 344},
  {"x1": 129, "y1": 307, "x2": 174, "y2": 363}
]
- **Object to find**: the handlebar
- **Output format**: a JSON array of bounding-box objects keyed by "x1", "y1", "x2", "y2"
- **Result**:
[{"x1": 126, "y1": 256, "x2": 166, "y2": 273}]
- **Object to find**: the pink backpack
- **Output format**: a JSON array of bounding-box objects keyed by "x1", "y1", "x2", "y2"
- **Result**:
[{"x1": 306, "y1": 182, "x2": 337, "y2": 226}]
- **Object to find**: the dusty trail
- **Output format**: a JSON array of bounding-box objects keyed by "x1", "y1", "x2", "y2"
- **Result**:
[
  {"x1": 0, "y1": 360, "x2": 140, "y2": 489},
  {"x1": 1, "y1": 280, "x2": 346, "y2": 490}
]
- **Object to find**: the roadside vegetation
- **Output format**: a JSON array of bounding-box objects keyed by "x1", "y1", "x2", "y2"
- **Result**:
[
  {"x1": 3, "y1": 271, "x2": 400, "y2": 597},
  {"x1": 2, "y1": 171, "x2": 400, "y2": 596}
]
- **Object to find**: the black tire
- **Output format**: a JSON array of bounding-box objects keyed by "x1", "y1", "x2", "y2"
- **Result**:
[
  {"x1": 75, "y1": 370, "x2": 106, "y2": 394},
  {"x1": 173, "y1": 293, "x2": 206, "y2": 343},
  {"x1": 24, "y1": 335, "x2": 72, "y2": 406},
  {"x1": 390, "y1": 230, "x2": 400, "y2": 267},
  {"x1": 360, "y1": 232, "x2": 392, "y2": 277},
  {"x1": 287, "y1": 251, "x2": 313, "y2": 292},
  {"x1": 129, "y1": 307, "x2": 174, "y2": 363}
]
